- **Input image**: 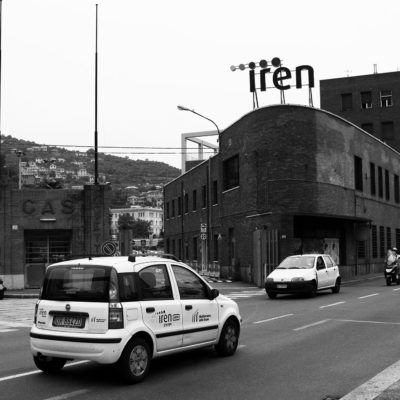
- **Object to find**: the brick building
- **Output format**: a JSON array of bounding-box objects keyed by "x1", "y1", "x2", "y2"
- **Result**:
[
  {"x1": 0, "y1": 185, "x2": 111, "y2": 289},
  {"x1": 320, "y1": 71, "x2": 400, "y2": 151},
  {"x1": 164, "y1": 104, "x2": 400, "y2": 286}
]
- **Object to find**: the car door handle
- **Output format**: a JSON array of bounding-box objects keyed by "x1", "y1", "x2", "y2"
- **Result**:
[
  {"x1": 185, "y1": 305, "x2": 193, "y2": 310},
  {"x1": 146, "y1": 307, "x2": 155, "y2": 313}
]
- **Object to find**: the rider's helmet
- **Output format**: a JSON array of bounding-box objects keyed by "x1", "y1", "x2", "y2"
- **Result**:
[{"x1": 393, "y1": 247, "x2": 398, "y2": 253}]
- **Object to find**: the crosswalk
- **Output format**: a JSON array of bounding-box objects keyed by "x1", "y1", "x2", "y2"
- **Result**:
[
  {"x1": 224, "y1": 289, "x2": 266, "y2": 300},
  {"x1": 0, "y1": 298, "x2": 36, "y2": 332}
]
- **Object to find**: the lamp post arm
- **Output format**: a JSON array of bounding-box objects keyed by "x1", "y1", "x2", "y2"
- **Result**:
[{"x1": 190, "y1": 110, "x2": 220, "y2": 135}]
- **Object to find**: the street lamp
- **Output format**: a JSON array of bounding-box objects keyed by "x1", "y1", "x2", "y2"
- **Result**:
[{"x1": 177, "y1": 105, "x2": 220, "y2": 135}]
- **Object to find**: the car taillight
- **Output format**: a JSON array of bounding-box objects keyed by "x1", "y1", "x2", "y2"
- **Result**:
[
  {"x1": 109, "y1": 302, "x2": 123, "y2": 329},
  {"x1": 34, "y1": 302, "x2": 39, "y2": 324}
]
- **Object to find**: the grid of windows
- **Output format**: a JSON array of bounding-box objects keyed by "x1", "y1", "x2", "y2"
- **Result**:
[
  {"x1": 380, "y1": 226, "x2": 385, "y2": 258},
  {"x1": 372, "y1": 225, "x2": 378, "y2": 258},
  {"x1": 357, "y1": 241, "x2": 366, "y2": 258}
]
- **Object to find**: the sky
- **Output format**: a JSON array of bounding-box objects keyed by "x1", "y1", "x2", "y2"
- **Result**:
[{"x1": 1, "y1": 0, "x2": 400, "y2": 169}]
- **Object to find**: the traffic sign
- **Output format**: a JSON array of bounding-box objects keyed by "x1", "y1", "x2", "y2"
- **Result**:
[
  {"x1": 200, "y1": 233, "x2": 207, "y2": 240},
  {"x1": 102, "y1": 241, "x2": 117, "y2": 256},
  {"x1": 200, "y1": 223, "x2": 207, "y2": 233}
]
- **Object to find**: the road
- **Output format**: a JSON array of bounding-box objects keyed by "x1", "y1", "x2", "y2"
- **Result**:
[{"x1": 1, "y1": 277, "x2": 400, "y2": 400}]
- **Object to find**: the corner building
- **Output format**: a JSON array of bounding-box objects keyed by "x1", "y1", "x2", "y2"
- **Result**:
[{"x1": 164, "y1": 104, "x2": 400, "y2": 286}]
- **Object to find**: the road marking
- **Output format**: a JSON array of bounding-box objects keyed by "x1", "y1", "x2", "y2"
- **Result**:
[
  {"x1": 392, "y1": 288, "x2": 400, "y2": 291},
  {"x1": 341, "y1": 359, "x2": 400, "y2": 400},
  {"x1": 44, "y1": 390, "x2": 89, "y2": 400},
  {"x1": 253, "y1": 314, "x2": 293, "y2": 324},
  {"x1": 358, "y1": 293, "x2": 379, "y2": 299},
  {"x1": 319, "y1": 301, "x2": 345, "y2": 309},
  {"x1": 0, "y1": 329, "x2": 18, "y2": 333},
  {"x1": 0, "y1": 360, "x2": 89, "y2": 382},
  {"x1": 293, "y1": 319, "x2": 330, "y2": 331},
  {"x1": 336, "y1": 319, "x2": 400, "y2": 326}
]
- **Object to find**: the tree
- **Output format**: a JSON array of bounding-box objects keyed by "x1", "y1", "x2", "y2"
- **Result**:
[
  {"x1": 117, "y1": 214, "x2": 151, "y2": 238},
  {"x1": 118, "y1": 214, "x2": 135, "y2": 230}
]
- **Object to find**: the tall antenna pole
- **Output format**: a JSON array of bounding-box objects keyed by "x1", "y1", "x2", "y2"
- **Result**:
[{"x1": 94, "y1": 4, "x2": 98, "y2": 185}]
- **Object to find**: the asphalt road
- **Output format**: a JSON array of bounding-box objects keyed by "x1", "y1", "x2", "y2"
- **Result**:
[{"x1": 1, "y1": 277, "x2": 400, "y2": 400}]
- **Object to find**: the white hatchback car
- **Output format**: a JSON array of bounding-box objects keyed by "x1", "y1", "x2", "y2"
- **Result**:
[
  {"x1": 264, "y1": 254, "x2": 341, "y2": 299},
  {"x1": 30, "y1": 255, "x2": 241, "y2": 383}
]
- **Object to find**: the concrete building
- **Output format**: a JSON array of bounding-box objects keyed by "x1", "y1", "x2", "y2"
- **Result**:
[
  {"x1": 0, "y1": 185, "x2": 112, "y2": 289},
  {"x1": 320, "y1": 71, "x2": 400, "y2": 151},
  {"x1": 164, "y1": 104, "x2": 400, "y2": 286}
]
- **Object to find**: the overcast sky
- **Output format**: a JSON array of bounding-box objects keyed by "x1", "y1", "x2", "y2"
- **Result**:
[{"x1": 1, "y1": 0, "x2": 399, "y2": 169}]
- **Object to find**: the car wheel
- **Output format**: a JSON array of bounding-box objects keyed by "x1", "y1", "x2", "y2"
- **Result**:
[
  {"x1": 215, "y1": 318, "x2": 239, "y2": 357},
  {"x1": 386, "y1": 277, "x2": 392, "y2": 286},
  {"x1": 396, "y1": 274, "x2": 400, "y2": 285},
  {"x1": 118, "y1": 337, "x2": 151, "y2": 384},
  {"x1": 267, "y1": 291, "x2": 277, "y2": 299},
  {"x1": 308, "y1": 281, "x2": 317, "y2": 298},
  {"x1": 33, "y1": 355, "x2": 66, "y2": 373},
  {"x1": 331, "y1": 278, "x2": 341, "y2": 294}
]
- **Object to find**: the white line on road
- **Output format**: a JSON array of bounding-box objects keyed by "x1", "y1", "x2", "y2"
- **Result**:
[
  {"x1": 293, "y1": 319, "x2": 330, "y2": 331},
  {"x1": 341, "y1": 359, "x2": 400, "y2": 400},
  {"x1": 253, "y1": 314, "x2": 293, "y2": 324},
  {"x1": 336, "y1": 319, "x2": 400, "y2": 326},
  {"x1": 0, "y1": 360, "x2": 89, "y2": 383},
  {"x1": 319, "y1": 301, "x2": 345, "y2": 309},
  {"x1": 358, "y1": 293, "x2": 379, "y2": 299},
  {"x1": 0, "y1": 329, "x2": 18, "y2": 333},
  {"x1": 392, "y1": 288, "x2": 400, "y2": 291},
  {"x1": 44, "y1": 390, "x2": 89, "y2": 400}
]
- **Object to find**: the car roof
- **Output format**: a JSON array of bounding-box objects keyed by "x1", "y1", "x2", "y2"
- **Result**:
[{"x1": 47, "y1": 256, "x2": 183, "y2": 270}]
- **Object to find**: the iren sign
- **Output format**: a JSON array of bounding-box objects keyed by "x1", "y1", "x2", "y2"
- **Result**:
[{"x1": 230, "y1": 57, "x2": 315, "y2": 93}]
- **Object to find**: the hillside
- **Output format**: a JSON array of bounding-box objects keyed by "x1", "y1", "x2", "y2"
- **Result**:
[{"x1": 0, "y1": 135, "x2": 181, "y2": 190}]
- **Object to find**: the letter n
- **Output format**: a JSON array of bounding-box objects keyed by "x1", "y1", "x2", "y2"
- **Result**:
[{"x1": 295, "y1": 65, "x2": 315, "y2": 88}]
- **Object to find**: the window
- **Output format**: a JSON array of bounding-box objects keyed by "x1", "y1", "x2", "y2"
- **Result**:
[
  {"x1": 362, "y1": 123, "x2": 373, "y2": 134},
  {"x1": 223, "y1": 155, "x2": 239, "y2": 191},
  {"x1": 380, "y1": 226, "x2": 385, "y2": 258},
  {"x1": 381, "y1": 121, "x2": 394, "y2": 140},
  {"x1": 341, "y1": 93, "x2": 353, "y2": 111},
  {"x1": 380, "y1": 90, "x2": 393, "y2": 107},
  {"x1": 172, "y1": 265, "x2": 208, "y2": 299},
  {"x1": 354, "y1": 156, "x2": 363, "y2": 191},
  {"x1": 184, "y1": 193, "x2": 189, "y2": 214},
  {"x1": 378, "y1": 167, "x2": 383, "y2": 198},
  {"x1": 119, "y1": 273, "x2": 138, "y2": 302},
  {"x1": 387, "y1": 227, "x2": 392, "y2": 250},
  {"x1": 201, "y1": 185, "x2": 207, "y2": 208},
  {"x1": 360, "y1": 91, "x2": 372, "y2": 108},
  {"x1": 370, "y1": 163, "x2": 376, "y2": 196},
  {"x1": 192, "y1": 237, "x2": 198, "y2": 260},
  {"x1": 213, "y1": 234, "x2": 219, "y2": 261},
  {"x1": 192, "y1": 189, "x2": 197, "y2": 211},
  {"x1": 372, "y1": 225, "x2": 378, "y2": 258},
  {"x1": 177, "y1": 196, "x2": 182, "y2": 216},
  {"x1": 171, "y1": 200, "x2": 175, "y2": 217},
  {"x1": 212, "y1": 180, "x2": 218, "y2": 205},
  {"x1": 396, "y1": 229, "x2": 400, "y2": 250},
  {"x1": 396, "y1": 175, "x2": 400, "y2": 204},
  {"x1": 139, "y1": 265, "x2": 173, "y2": 300},
  {"x1": 357, "y1": 241, "x2": 366, "y2": 258},
  {"x1": 385, "y1": 169, "x2": 390, "y2": 200}
]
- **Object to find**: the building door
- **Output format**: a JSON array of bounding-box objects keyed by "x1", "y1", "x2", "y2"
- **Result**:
[{"x1": 25, "y1": 230, "x2": 71, "y2": 288}]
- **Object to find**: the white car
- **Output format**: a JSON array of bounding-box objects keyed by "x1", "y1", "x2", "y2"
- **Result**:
[
  {"x1": 264, "y1": 254, "x2": 341, "y2": 299},
  {"x1": 30, "y1": 255, "x2": 241, "y2": 383}
]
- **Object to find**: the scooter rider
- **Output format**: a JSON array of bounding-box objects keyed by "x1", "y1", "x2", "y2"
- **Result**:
[{"x1": 385, "y1": 247, "x2": 400, "y2": 285}]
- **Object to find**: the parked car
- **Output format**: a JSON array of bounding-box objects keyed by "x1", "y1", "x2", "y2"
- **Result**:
[
  {"x1": 30, "y1": 256, "x2": 241, "y2": 383},
  {"x1": 264, "y1": 254, "x2": 341, "y2": 299}
]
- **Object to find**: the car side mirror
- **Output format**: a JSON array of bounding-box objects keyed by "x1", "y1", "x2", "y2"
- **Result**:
[{"x1": 209, "y1": 288, "x2": 219, "y2": 300}]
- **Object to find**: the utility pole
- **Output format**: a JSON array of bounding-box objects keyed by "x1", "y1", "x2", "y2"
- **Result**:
[{"x1": 94, "y1": 4, "x2": 99, "y2": 185}]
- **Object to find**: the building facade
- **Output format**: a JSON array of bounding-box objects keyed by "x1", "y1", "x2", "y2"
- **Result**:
[
  {"x1": 320, "y1": 71, "x2": 400, "y2": 151},
  {"x1": 110, "y1": 206, "x2": 164, "y2": 238},
  {"x1": 164, "y1": 104, "x2": 400, "y2": 286},
  {"x1": 0, "y1": 185, "x2": 111, "y2": 289}
]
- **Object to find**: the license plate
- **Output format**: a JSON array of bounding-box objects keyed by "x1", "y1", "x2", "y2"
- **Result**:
[
  {"x1": 53, "y1": 315, "x2": 85, "y2": 328},
  {"x1": 276, "y1": 284, "x2": 287, "y2": 289}
]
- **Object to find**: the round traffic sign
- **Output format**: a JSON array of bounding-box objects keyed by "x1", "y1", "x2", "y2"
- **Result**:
[
  {"x1": 200, "y1": 233, "x2": 207, "y2": 240},
  {"x1": 102, "y1": 241, "x2": 117, "y2": 256}
]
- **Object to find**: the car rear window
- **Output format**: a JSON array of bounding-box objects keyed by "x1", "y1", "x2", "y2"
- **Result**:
[
  {"x1": 277, "y1": 256, "x2": 315, "y2": 269},
  {"x1": 41, "y1": 265, "x2": 111, "y2": 302}
]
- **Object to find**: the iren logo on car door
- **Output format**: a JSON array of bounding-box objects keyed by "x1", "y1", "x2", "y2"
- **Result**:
[{"x1": 153, "y1": 310, "x2": 181, "y2": 327}]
